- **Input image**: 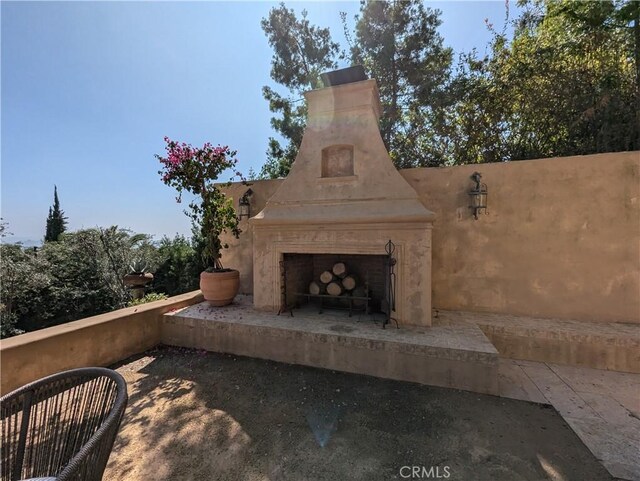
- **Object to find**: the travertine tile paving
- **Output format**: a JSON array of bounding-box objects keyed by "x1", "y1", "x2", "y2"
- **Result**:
[
  {"x1": 498, "y1": 359, "x2": 548, "y2": 404},
  {"x1": 550, "y1": 364, "x2": 640, "y2": 417},
  {"x1": 499, "y1": 359, "x2": 640, "y2": 481}
]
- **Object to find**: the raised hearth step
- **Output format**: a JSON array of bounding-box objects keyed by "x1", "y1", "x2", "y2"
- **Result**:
[{"x1": 162, "y1": 296, "x2": 499, "y2": 395}]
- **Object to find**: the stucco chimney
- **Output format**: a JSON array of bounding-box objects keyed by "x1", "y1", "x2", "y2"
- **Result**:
[{"x1": 252, "y1": 72, "x2": 434, "y2": 225}]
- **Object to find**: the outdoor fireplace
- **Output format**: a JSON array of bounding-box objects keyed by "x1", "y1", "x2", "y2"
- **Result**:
[{"x1": 250, "y1": 67, "x2": 435, "y2": 327}]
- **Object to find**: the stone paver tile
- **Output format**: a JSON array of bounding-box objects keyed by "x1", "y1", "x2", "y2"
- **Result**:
[
  {"x1": 170, "y1": 297, "x2": 498, "y2": 358},
  {"x1": 498, "y1": 359, "x2": 549, "y2": 404},
  {"x1": 578, "y1": 390, "x2": 640, "y2": 429},
  {"x1": 564, "y1": 415, "x2": 640, "y2": 481},
  {"x1": 521, "y1": 361, "x2": 640, "y2": 480},
  {"x1": 548, "y1": 363, "x2": 640, "y2": 417},
  {"x1": 514, "y1": 359, "x2": 547, "y2": 369},
  {"x1": 517, "y1": 361, "x2": 599, "y2": 419}
]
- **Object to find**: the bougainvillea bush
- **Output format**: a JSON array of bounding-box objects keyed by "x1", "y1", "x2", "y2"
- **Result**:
[{"x1": 157, "y1": 137, "x2": 242, "y2": 271}]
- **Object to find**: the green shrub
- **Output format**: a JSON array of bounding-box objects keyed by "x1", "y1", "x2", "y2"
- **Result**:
[
  {"x1": 127, "y1": 293, "x2": 169, "y2": 307},
  {"x1": 152, "y1": 233, "x2": 202, "y2": 296},
  {"x1": 0, "y1": 226, "x2": 165, "y2": 337}
]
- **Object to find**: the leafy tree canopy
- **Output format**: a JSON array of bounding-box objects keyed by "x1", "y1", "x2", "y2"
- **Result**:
[
  {"x1": 0, "y1": 226, "x2": 182, "y2": 338},
  {"x1": 259, "y1": 0, "x2": 638, "y2": 176},
  {"x1": 440, "y1": 0, "x2": 639, "y2": 163},
  {"x1": 348, "y1": 0, "x2": 453, "y2": 168},
  {"x1": 259, "y1": 3, "x2": 340, "y2": 179}
]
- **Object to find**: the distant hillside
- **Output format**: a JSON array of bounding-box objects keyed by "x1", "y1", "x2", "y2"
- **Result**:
[{"x1": 3, "y1": 237, "x2": 43, "y2": 248}]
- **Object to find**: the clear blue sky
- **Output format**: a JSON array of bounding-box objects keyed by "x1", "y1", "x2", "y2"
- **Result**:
[{"x1": 2, "y1": 1, "x2": 516, "y2": 243}]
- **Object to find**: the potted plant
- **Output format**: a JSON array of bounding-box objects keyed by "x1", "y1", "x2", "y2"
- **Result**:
[
  {"x1": 156, "y1": 137, "x2": 242, "y2": 306},
  {"x1": 123, "y1": 259, "x2": 154, "y2": 300}
]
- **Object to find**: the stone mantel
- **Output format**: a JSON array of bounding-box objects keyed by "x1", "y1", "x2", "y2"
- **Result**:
[{"x1": 252, "y1": 223, "x2": 433, "y2": 326}]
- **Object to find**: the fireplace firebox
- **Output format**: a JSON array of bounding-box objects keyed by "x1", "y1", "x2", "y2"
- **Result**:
[{"x1": 281, "y1": 253, "x2": 386, "y2": 312}]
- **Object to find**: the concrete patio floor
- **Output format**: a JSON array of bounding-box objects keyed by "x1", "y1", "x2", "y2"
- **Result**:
[{"x1": 105, "y1": 347, "x2": 617, "y2": 481}]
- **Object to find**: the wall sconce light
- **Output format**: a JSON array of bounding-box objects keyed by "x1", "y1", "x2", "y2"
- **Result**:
[
  {"x1": 468, "y1": 172, "x2": 488, "y2": 220},
  {"x1": 238, "y1": 188, "x2": 253, "y2": 220}
]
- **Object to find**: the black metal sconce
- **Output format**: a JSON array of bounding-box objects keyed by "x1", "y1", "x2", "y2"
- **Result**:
[
  {"x1": 238, "y1": 188, "x2": 253, "y2": 219},
  {"x1": 468, "y1": 172, "x2": 488, "y2": 220}
]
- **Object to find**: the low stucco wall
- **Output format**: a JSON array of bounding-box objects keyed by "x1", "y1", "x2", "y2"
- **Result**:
[
  {"x1": 0, "y1": 291, "x2": 203, "y2": 395},
  {"x1": 221, "y1": 151, "x2": 640, "y2": 324}
]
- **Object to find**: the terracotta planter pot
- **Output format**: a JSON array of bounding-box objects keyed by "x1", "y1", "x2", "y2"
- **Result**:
[{"x1": 200, "y1": 269, "x2": 240, "y2": 306}]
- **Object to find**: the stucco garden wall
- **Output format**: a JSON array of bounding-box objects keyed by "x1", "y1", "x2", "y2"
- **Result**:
[
  {"x1": 0, "y1": 291, "x2": 203, "y2": 395},
  {"x1": 221, "y1": 151, "x2": 640, "y2": 324}
]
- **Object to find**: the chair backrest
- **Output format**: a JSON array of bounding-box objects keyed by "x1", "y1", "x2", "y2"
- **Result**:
[{"x1": 1, "y1": 368, "x2": 128, "y2": 481}]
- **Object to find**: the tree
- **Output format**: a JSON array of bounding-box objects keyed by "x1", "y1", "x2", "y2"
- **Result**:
[
  {"x1": 152, "y1": 234, "x2": 201, "y2": 296},
  {"x1": 0, "y1": 218, "x2": 11, "y2": 239},
  {"x1": 44, "y1": 185, "x2": 67, "y2": 242},
  {"x1": 0, "y1": 244, "x2": 37, "y2": 337},
  {"x1": 508, "y1": 0, "x2": 636, "y2": 157},
  {"x1": 38, "y1": 230, "x2": 117, "y2": 327},
  {"x1": 347, "y1": 0, "x2": 453, "y2": 168},
  {"x1": 259, "y1": 0, "x2": 637, "y2": 172},
  {"x1": 94, "y1": 226, "x2": 158, "y2": 306},
  {"x1": 425, "y1": 45, "x2": 513, "y2": 165},
  {"x1": 259, "y1": 3, "x2": 340, "y2": 178},
  {"x1": 438, "y1": 0, "x2": 638, "y2": 164},
  {"x1": 156, "y1": 137, "x2": 242, "y2": 270},
  {"x1": 0, "y1": 227, "x2": 161, "y2": 337},
  {"x1": 259, "y1": 1, "x2": 452, "y2": 175}
]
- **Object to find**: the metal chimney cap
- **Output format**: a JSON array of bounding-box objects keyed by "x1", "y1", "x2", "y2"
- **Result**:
[{"x1": 320, "y1": 65, "x2": 368, "y2": 87}]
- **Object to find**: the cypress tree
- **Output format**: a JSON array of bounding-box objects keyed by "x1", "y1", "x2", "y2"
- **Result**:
[{"x1": 44, "y1": 185, "x2": 68, "y2": 242}]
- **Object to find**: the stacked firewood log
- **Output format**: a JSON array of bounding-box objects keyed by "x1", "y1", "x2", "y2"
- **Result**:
[{"x1": 308, "y1": 262, "x2": 366, "y2": 300}]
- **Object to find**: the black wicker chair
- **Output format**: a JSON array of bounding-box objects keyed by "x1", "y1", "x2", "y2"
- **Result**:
[{"x1": 1, "y1": 368, "x2": 128, "y2": 481}]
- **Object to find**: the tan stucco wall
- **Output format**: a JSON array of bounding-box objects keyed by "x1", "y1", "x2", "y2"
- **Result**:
[
  {"x1": 221, "y1": 151, "x2": 640, "y2": 324},
  {"x1": 221, "y1": 180, "x2": 282, "y2": 294},
  {"x1": 403, "y1": 151, "x2": 640, "y2": 324},
  {"x1": 0, "y1": 291, "x2": 203, "y2": 394}
]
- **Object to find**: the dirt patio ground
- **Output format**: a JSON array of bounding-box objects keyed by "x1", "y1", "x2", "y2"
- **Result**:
[{"x1": 104, "y1": 346, "x2": 615, "y2": 481}]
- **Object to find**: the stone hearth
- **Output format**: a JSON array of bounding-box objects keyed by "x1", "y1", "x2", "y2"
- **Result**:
[
  {"x1": 250, "y1": 71, "x2": 435, "y2": 327},
  {"x1": 163, "y1": 296, "x2": 499, "y2": 395}
]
